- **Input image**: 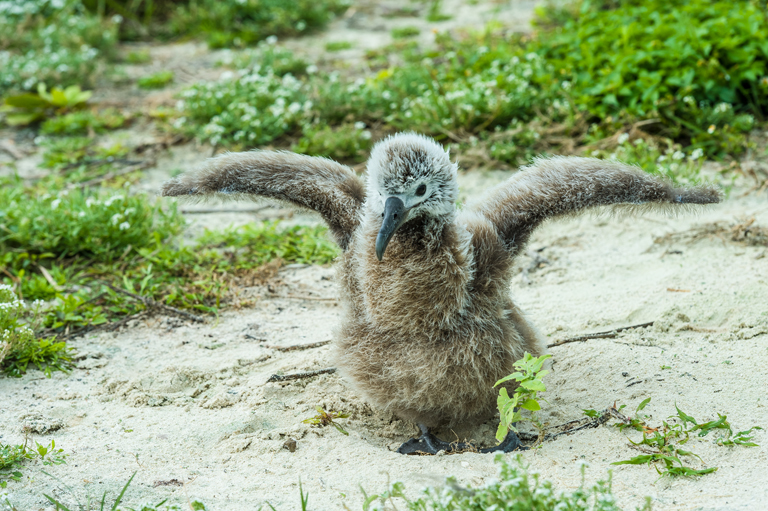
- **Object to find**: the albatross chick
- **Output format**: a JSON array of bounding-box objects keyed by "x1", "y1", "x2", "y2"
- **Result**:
[{"x1": 161, "y1": 132, "x2": 721, "y2": 454}]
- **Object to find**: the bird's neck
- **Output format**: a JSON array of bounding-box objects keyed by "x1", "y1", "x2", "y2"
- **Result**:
[{"x1": 353, "y1": 208, "x2": 473, "y2": 330}]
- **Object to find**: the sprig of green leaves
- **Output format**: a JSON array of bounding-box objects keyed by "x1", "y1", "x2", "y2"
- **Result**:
[{"x1": 494, "y1": 352, "x2": 552, "y2": 443}]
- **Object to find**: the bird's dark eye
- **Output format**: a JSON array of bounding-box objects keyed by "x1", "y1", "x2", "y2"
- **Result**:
[{"x1": 415, "y1": 184, "x2": 427, "y2": 196}]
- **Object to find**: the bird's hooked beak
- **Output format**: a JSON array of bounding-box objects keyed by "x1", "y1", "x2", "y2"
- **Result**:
[{"x1": 376, "y1": 196, "x2": 410, "y2": 261}]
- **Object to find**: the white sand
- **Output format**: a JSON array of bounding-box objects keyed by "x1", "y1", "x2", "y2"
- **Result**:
[{"x1": 2, "y1": 166, "x2": 766, "y2": 510}]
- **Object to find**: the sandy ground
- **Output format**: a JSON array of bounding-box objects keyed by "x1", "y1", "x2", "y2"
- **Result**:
[
  {"x1": 2, "y1": 167, "x2": 767, "y2": 511},
  {"x1": 2, "y1": 1, "x2": 768, "y2": 510}
]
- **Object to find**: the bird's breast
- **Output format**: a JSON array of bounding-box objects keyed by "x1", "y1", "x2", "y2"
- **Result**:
[{"x1": 353, "y1": 216, "x2": 476, "y2": 333}]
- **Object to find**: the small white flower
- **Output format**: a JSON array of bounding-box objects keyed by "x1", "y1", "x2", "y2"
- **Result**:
[
  {"x1": 51, "y1": 199, "x2": 61, "y2": 210},
  {"x1": 265, "y1": 35, "x2": 278, "y2": 45},
  {"x1": 111, "y1": 213, "x2": 123, "y2": 225},
  {"x1": 105, "y1": 195, "x2": 124, "y2": 206},
  {"x1": 672, "y1": 150, "x2": 685, "y2": 160},
  {"x1": 354, "y1": 121, "x2": 366, "y2": 130},
  {"x1": 119, "y1": 222, "x2": 130, "y2": 231},
  {"x1": 708, "y1": 124, "x2": 716, "y2": 134},
  {"x1": 690, "y1": 148, "x2": 704, "y2": 160},
  {"x1": 306, "y1": 64, "x2": 318, "y2": 74},
  {"x1": 124, "y1": 207, "x2": 136, "y2": 216},
  {"x1": 617, "y1": 133, "x2": 629, "y2": 144},
  {"x1": 78, "y1": 211, "x2": 86, "y2": 218}
]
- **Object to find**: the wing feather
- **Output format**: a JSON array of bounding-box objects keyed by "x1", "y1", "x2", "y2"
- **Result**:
[
  {"x1": 161, "y1": 151, "x2": 365, "y2": 250},
  {"x1": 467, "y1": 156, "x2": 721, "y2": 254}
]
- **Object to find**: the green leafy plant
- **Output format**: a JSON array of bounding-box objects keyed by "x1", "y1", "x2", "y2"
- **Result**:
[
  {"x1": 0, "y1": 438, "x2": 67, "y2": 488},
  {"x1": 589, "y1": 136, "x2": 705, "y2": 185},
  {"x1": 494, "y1": 352, "x2": 552, "y2": 443},
  {"x1": 41, "y1": 109, "x2": 126, "y2": 135},
  {"x1": 534, "y1": 0, "x2": 764, "y2": 157},
  {"x1": 169, "y1": 0, "x2": 349, "y2": 48},
  {"x1": 0, "y1": 284, "x2": 73, "y2": 378},
  {"x1": 291, "y1": 123, "x2": 373, "y2": 162},
  {"x1": 302, "y1": 406, "x2": 350, "y2": 435},
  {"x1": 125, "y1": 49, "x2": 151, "y2": 64},
  {"x1": 611, "y1": 399, "x2": 761, "y2": 478},
  {"x1": 362, "y1": 454, "x2": 651, "y2": 511},
  {"x1": 2, "y1": 84, "x2": 92, "y2": 126},
  {"x1": 137, "y1": 71, "x2": 174, "y2": 89},
  {"x1": 391, "y1": 26, "x2": 421, "y2": 39},
  {"x1": 0, "y1": 1, "x2": 118, "y2": 96},
  {"x1": 325, "y1": 41, "x2": 352, "y2": 52},
  {"x1": 426, "y1": 0, "x2": 452, "y2": 22}
]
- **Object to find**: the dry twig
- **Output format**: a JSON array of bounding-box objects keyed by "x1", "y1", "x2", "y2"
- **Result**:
[
  {"x1": 267, "y1": 368, "x2": 336, "y2": 383},
  {"x1": 265, "y1": 340, "x2": 332, "y2": 352},
  {"x1": 547, "y1": 322, "x2": 654, "y2": 348},
  {"x1": 97, "y1": 281, "x2": 205, "y2": 323}
]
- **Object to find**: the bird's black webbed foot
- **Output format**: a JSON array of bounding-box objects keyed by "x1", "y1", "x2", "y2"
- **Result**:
[{"x1": 397, "y1": 424, "x2": 526, "y2": 455}]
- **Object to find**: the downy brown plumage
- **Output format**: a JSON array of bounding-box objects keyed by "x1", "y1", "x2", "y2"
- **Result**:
[{"x1": 162, "y1": 133, "x2": 720, "y2": 442}]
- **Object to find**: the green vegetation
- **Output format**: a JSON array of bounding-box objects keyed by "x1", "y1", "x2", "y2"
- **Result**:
[
  {"x1": 0, "y1": 175, "x2": 337, "y2": 334},
  {"x1": 534, "y1": 0, "x2": 763, "y2": 157},
  {"x1": 42, "y1": 471, "x2": 209, "y2": 511},
  {"x1": 170, "y1": 0, "x2": 349, "y2": 48},
  {"x1": 324, "y1": 40, "x2": 353, "y2": 52},
  {"x1": 172, "y1": 0, "x2": 765, "y2": 172},
  {"x1": 494, "y1": 352, "x2": 552, "y2": 443},
  {"x1": 426, "y1": 0, "x2": 452, "y2": 22},
  {"x1": 302, "y1": 406, "x2": 350, "y2": 436},
  {"x1": 137, "y1": 71, "x2": 174, "y2": 89},
  {"x1": 41, "y1": 109, "x2": 127, "y2": 135},
  {"x1": 0, "y1": 285, "x2": 73, "y2": 378},
  {"x1": 0, "y1": 1, "x2": 118, "y2": 96},
  {"x1": 391, "y1": 26, "x2": 421, "y2": 39},
  {"x1": 0, "y1": 439, "x2": 66, "y2": 488},
  {"x1": 292, "y1": 123, "x2": 373, "y2": 162},
  {"x1": 607, "y1": 398, "x2": 761, "y2": 478},
  {"x1": 363, "y1": 455, "x2": 651, "y2": 511},
  {"x1": 125, "y1": 49, "x2": 152, "y2": 64},
  {"x1": 2, "y1": 85, "x2": 92, "y2": 126}
]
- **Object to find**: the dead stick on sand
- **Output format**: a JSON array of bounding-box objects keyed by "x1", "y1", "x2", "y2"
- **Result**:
[
  {"x1": 265, "y1": 340, "x2": 332, "y2": 352},
  {"x1": 267, "y1": 294, "x2": 339, "y2": 302},
  {"x1": 537, "y1": 406, "x2": 630, "y2": 442},
  {"x1": 267, "y1": 368, "x2": 336, "y2": 383},
  {"x1": 97, "y1": 281, "x2": 206, "y2": 323},
  {"x1": 547, "y1": 321, "x2": 654, "y2": 348}
]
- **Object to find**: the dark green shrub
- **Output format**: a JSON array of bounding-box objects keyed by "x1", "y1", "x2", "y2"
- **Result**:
[{"x1": 534, "y1": 0, "x2": 766, "y2": 155}]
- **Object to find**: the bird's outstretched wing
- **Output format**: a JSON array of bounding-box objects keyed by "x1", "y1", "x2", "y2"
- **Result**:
[
  {"x1": 161, "y1": 151, "x2": 366, "y2": 250},
  {"x1": 468, "y1": 156, "x2": 721, "y2": 254}
]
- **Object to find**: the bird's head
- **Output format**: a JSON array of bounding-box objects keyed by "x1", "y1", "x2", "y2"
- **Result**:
[{"x1": 366, "y1": 133, "x2": 459, "y2": 261}]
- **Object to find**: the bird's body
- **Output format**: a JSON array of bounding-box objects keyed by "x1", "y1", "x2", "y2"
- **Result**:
[
  {"x1": 336, "y1": 203, "x2": 544, "y2": 427},
  {"x1": 162, "y1": 133, "x2": 720, "y2": 443}
]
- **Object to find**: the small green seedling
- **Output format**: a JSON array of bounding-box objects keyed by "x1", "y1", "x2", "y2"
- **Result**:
[
  {"x1": 325, "y1": 41, "x2": 353, "y2": 52},
  {"x1": 0, "y1": 439, "x2": 66, "y2": 488},
  {"x1": 2, "y1": 84, "x2": 91, "y2": 126},
  {"x1": 494, "y1": 352, "x2": 552, "y2": 443},
  {"x1": 137, "y1": 71, "x2": 174, "y2": 89},
  {"x1": 612, "y1": 399, "x2": 761, "y2": 478},
  {"x1": 391, "y1": 26, "x2": 420, "y2": 39},
  {"x1": 302, "y1": 406, "x2": 350, "y2": 435}
]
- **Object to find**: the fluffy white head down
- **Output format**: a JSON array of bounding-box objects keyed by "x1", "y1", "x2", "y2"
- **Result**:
[{"x1": 366, "y1": 132, "x2": 459, "y2": 219}]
